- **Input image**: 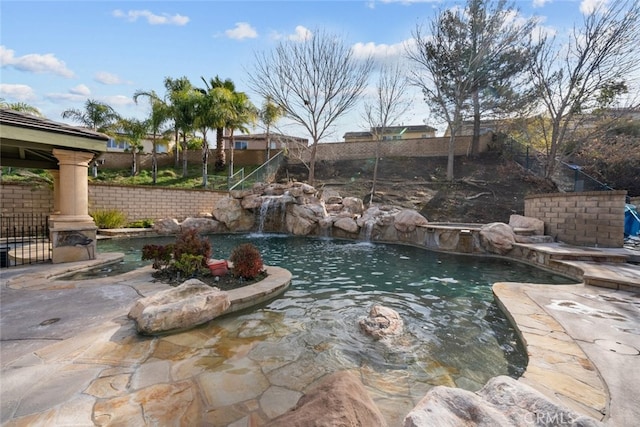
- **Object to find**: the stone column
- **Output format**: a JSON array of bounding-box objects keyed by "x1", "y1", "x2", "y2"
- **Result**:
[
  {"x1": 49, "y1": 149, "x2": 98, "y2": 263},
  {"x1": 50, "y1": 170, "x2": 61, "y2": 214}
]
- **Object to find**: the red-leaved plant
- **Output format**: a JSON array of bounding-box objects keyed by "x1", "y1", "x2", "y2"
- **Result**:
[{"x1": 229, "y1": 243, "x2": 264, "y2": 279}]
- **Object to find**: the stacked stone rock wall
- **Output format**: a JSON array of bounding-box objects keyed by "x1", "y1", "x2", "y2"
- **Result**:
[{"x1": 525, "y1": 190, "x2": 627, "y2": 247}]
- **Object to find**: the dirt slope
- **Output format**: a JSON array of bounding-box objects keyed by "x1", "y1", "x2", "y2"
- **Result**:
[{"x1": 279, "y1": 152, "x2": 557, "y2": 224}]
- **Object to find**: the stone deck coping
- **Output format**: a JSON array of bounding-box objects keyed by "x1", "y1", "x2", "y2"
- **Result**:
[{"x1": 493, "y1": 283, "x2": 608, "y2": 421}]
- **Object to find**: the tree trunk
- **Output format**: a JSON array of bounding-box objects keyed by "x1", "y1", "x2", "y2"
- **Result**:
[
  {"x1": 152, "y1": 144, "x2": 157, "y2": 185},
  {"x1": 174, "y1": 129, "x2": 180, "y2": 168},
  {"x1": 370, "y1": 139, "x2": 382, "y2": 206},
  {"x1": 215, "y1": 127, "x2": 225, "y2": 172},
  {"x1": 447, "y1": 133, "x2": 455, "y2": 181},
  {"x1": 181, "y1": 134, "x2": 188, "y2": 178},
  {"x1": 229, "y1": 129, "x2": 235, "y2": 181},
  {"x1": 202, "y1": 136, "x2": 209, "y2": 187},
  {"x1": 308, "y1": 141, "x2": 318, "y2": 185},
  {"x1": 545, "y1": 121, "x2": 561, "y2": 179},
  {"x1": 471, "y1": 89, "x2": 481, "y2": 157}
]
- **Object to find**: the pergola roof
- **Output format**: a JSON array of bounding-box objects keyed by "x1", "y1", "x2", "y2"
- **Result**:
[{"x1": 0, "y1": 109, "x2": 109, "y2": 169}]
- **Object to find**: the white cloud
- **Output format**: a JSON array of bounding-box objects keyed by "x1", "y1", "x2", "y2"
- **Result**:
[
  {"x1": 580, "y1": 0, "x2": 608, "y2": 15},
  {"x1": 352, "y1": 40, "x2": 410, "y2": 61},
  {"x1": 45, "y1": 92, "x2": 86, "y2": 103},
  {"x1": 0, "y1": 45, "x2": 74, "y2": 78},
  {"x1": 532, "y1": 0, "x2": 552, "y2": 7},
  {"x1": 271, "y1": 26, "x2": 313, "y2": 42},
  {"x1": 289, "y1": 25, "x2": 313, "y2": 42},
  {"x1": 69, "y1": 84, "x2": 91, "y2": 96},
  {"x1": 112, "y1": 9, "x2": 189, "y2": 26},
  {"x1": 224, "y1": 22, "x2": 258, "y2": 40},
  {"x1": 0, "y1": 83, "x2": 36, "y2": 101},
  {"x1": 94, "y1": 71, "x2": 130, "y2": 85},
  {"x1": 103, "y1": 94, "x2": 134, "y2": 107}
]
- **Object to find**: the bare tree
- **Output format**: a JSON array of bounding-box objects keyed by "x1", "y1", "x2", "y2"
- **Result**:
[
  {"x1": 529, "y1": 0, "x2": 640, "y2": 178},
  {"x1": 249, "y1": 28, "x2": 373, "y2": 185},
  {"x1": 362, "y1": 62, "x2": 412, "y2": 205},
  {"x1": 465, "y1": 0, "x2": 540, "y2": 157},
  {"x1": 407, "y1": 12, "x2": 476, "y2": 181}
]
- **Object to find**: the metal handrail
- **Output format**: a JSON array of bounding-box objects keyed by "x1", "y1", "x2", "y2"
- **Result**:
[{"x1": 229, "y1": 151, "x2": 285, "y2": 192}]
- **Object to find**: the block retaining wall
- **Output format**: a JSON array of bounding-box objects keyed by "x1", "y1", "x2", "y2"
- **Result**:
[
  {"x1": 1, "y1": 183, "x2": 227, "y2": 224},
  {"x1": 291, "y1": 134, "x2": 492, "y2": 163},
  {"x1": 524, "y1": 190, "x2": 627, "y2": 248},
  {"x1": 98, "y1": 134, "x2": 492, "y2": 169}
]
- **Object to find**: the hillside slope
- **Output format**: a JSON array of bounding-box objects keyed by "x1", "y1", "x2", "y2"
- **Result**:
[{"x1": 279, "y1": 152, "x2": 557, "y2": 224}]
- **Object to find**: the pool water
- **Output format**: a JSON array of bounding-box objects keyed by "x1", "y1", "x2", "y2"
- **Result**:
[{"x1": 96, "y1": 233, "x2": 576, "y2": 422}]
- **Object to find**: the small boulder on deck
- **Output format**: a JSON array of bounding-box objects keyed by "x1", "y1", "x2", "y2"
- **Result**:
[{"x1": 128, "y1": 279, "x2": 230, "y2": 335}]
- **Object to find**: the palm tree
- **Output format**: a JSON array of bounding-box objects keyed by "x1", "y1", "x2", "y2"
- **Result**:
[
  {"x1": 61, "y1": 99, "x2": 120, "y2": 132},
  {"x1": 0, "y1": 98, "x2": 43, "y2": 116},
  {"x1": 225, "y1": 91, "x2": 258, "y2": 179},
  {"x1": 259, "y1": 96, "x2": 284, "y2": 160},
  {"x1": 201, "y1": 76, "x2": 236, "y2": 172},
  {"x1": 133, "y1": 90, "x2": 171, "y2": 184},
  {"x1": 196, "y1": 79, "x2": 233, "y2": 187},
  {"x1": 118, "y1": 117, "x2": 150, "y2": 176},
  {"x1": 164, "y1": 77, "x2": 199, "y2": 177}
]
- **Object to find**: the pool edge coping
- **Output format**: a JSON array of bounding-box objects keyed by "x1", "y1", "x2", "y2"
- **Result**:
[{"x1": 493, "y1": 281, "x2": 609, "y2": 421}]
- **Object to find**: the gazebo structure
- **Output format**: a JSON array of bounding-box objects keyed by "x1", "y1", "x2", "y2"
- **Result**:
[{"x1": 0, "y1": 109, "x2": 109, "y2": 263}]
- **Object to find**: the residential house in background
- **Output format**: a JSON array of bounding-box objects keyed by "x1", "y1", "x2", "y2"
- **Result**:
[
  {"x1": 343, "y1": 125, "x2": 437, "y2": 143},
  {"x1": 444, "y1": 119, "x2": 505, "y2": 137},
  {"x1": 106, "y1": 134, "x2": 174, "y2": 154},
  {"x1": 222, "y1": 132, "x2": 308, "y2": 152}
]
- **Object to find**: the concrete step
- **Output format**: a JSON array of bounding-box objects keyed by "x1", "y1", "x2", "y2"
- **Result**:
[{"x1": 552, "y1": 260, "x2": 640, "y2": 291}]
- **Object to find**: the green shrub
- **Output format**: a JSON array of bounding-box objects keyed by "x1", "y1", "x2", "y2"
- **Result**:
[
  {"x1": 142, "y1": 244, "x2": 174, "y2": 270},
  {"x1": 230, "y1": 243, "x2": 264, "y2": 279},
  {"x1": 91, "y1": 209, "x2": 127, "y2": 229},
  {"x1": 127, "y1": 219, "x2": 154, "y2": 228},
  {"x1": 173, "y1": 229, "x2": 211, "y2": 268},
  {"x1": 158, "y1": 169, "x2": 178, "y2": 178},
  {"x1": 173, "y1": 253, "x2": 205, "y2": 277}
]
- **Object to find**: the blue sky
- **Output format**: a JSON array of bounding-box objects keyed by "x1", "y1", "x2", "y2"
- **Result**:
[{"x1": 1, "y1": 0, "x2": 606, "y2": 141}]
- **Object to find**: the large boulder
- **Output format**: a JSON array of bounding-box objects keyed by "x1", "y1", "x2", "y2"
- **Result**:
[
  {"x1": 320, "y1": 188, "x2": 343, "y2": 204},
  {"x1": 333, "y1": 217, "x2": 359, "y2": 234},
  {"x1": 265, "y1": 371, "x2": 388, "y2": 427},
  {"x1": 180, "y1": 217, "x2": 222, "y2": 234},
  {"x1": 404, "y1": 375, "x2": 603, "y2": 427},
  {"x1": 479, "y1": 222, "x2": 516, "y2": 255},
  {"x1": 212, "y1": 197, "x2": 255, "y2": 231},
  {"x1": 286, "y1": 203, "x2": 326, "y2": 235},
  {"x1": 403, "y1": 384, "x2": 512, "y2": 427},
  {"x1": 128, "y1": 279, "x2": 230, "y2": 335},
  {"x1": 342, "y1": 197, "x2": 365, "y2": 216},
  {"x1": 153, "y1": 218, "x2": 181, "y2": 234},
  {"x1": 394, "y1": 209, "x2": 429, "y2": 233},
  {"x1": 359, "y1": 305, "x2": 404, "y2": 340},
  {"x1": 508, "y1": 214, "x2": 544, "y2": 236}
]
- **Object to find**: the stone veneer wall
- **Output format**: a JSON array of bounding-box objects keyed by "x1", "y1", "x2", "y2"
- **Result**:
[
  {"x1": 524, "y1": 190, "x2": 627, "y2": 248},
  {"x1": 1, "y1": 183, "x2": 227, "y2": 223}
]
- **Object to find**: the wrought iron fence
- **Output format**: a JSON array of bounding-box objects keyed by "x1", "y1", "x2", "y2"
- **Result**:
[
  {"x1": 503, "y1": 139, "x2": 613, "y2": 192},
  {"x1": 0, "y1": 214, "x2": 51, "y2": 268}
]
